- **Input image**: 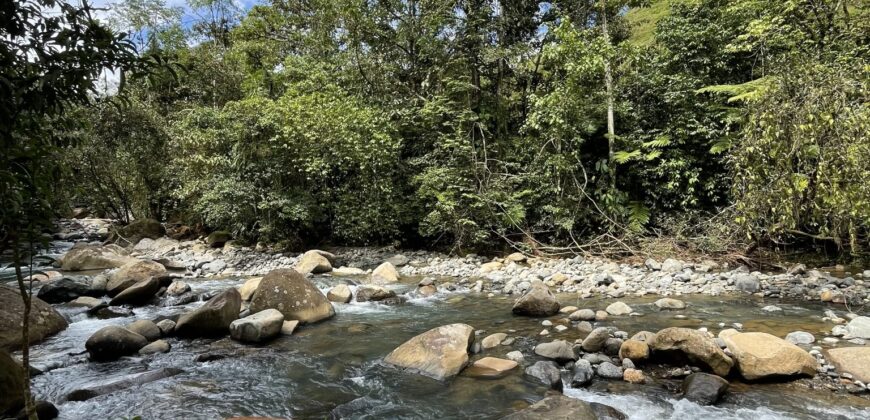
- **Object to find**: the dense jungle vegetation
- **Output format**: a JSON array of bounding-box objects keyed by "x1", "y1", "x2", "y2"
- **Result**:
[{"x1": 3, "y1": 0, "x2": 869, "y2": 257}]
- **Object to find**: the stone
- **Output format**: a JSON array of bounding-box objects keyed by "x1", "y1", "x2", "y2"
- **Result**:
[
  {"x1": 107, "y1": 260, "x2": 166, "y2": 296},
  {"x1": 571, "y1": 359, "x2": 595, "y2": 387},
  {"x1": 85, "y1": 326, "x2": 148, "y2": 361},
  {"x1": 295, "y1": 250, "x2": 333, "y2": 274},
  {"x1": 230, "y1": 309, "x2": 284, "y2": 343},
  {"x1": 721, "y1": 332, "x2": 818, "y2": 380},
  {"x1": 650, "y1": 327, "x2": 733, "y2": 376},
  {"x1": 534, "y1": 340, "x2": 576, "y2": 363},
  {"x1": 630, "y1": 331, "x2": 656, "y2": 343},
  {"x1": 110, "y1": 277, "x2": 160, "y2": 306},
  {"x1": 480, "y1": 261, "x2": 503, "y2": 273},
  {"x1": 605, "y1": 302, "x2": 632, "y2": 316},
  {"x1": 645, "y1": 258, "x2": 661, "y2": 270},
  {"x1": 36, "y1": 277, "x2": 95, "y2": 303},
  {"x1": 785, "y1": 331, "x2": 815, "y2": 345},
  {"x1": 654, "y1": 298, "x2": 686, "y2": 310},
  {"x1": 175, "y1": 288, "x2": 242, "y2": 337},
  {"x1": 590, "y1": 402, "x2": 627, "y2": 420},
  {"x1": 327, "y1": 284, "x2": 353, "y2": 303},
  {"x1": 206, "y1": 231, "x2": 232, "y2": 248},
  {"x1": 595, "y1": 310, "x2": 608, "y2": 321},
  {"x1": 466, "y1": 357, "x2": 518, "y2": 379},
  {"x1": 238, "y1": 277, "x2": 263, "y2": 301},
  {"x1": 109, "y1": 218, "x2": 165, "y2": 246},
  {"x1": 619, "y1": 339, "x2": 650, "y2": 362},
  {"x1": 156, "y1": 319, "x2": 176, "y2": 336},
  {"x1": 60, "y1": 244, "x2": 135, "y2": 271},
  {"x1": 524, "y1": 361, "x2": 563, "y2": 391},
  {"x1": 662, "y1": 258, "x2": 684, "y2": 273},
  {"x1": 569, "y1": 309, "x2": 596, "y2": 321},
  {"x1": 69, "y1": 296, "x2": 103, "y2": 308},
  {"x1": 596, "y1": 361, "x2": 624, "y2": 379},
  {"x1": 505, "y1": 252, "x2": 527, "y2": 263},
  {"x1": 582, "y1": 327, "x2": 610, "y2": 352},
  {"x1": 417, "y1": 285, "x2": 437, "y2": 296},
  {"x1": 511, "y1": 280, "x2": 559, "y2": 317},
  {"x1": 371, "y1": 262, "x2": 400, "y2": 283},
  {"x1": 576, "y1": 321, "x2": 593, "y2": 334},
  {"x1": 501, "y1": 395, "x2": 598, "y2": 420},
  {"x1": 734, "y1": 274, "x2": 760, "y2": 293},
  {"x1": 281, "y1": 320, "x2": 299, "y2": 335},
  {"x1": 0, "y1": 351, "x2": 24, "y2": 414},
  {"x1": 384, "y1": 323, "x2": 474, "y2": 381},
  {"x1": 761, "y1": 305, "x2": 782, "y2": 312},
  {"x1": 249, "y1": 268, "x2": 335, "y2": 323},
  {"x1": 0, "y1": 286, "x2": 68, "y2": 351},
  {"x1": 825, "y1": 347, "x2": 870, "y2": 382},
  {"x1": 355, "y1": 285, "x2": 396, "y2": 302},
  {"x1": 139, "y1": 339, "x2": 170, "y2": 355},
  {"x1": 126, "y1": 320, "x2": 161, "y2": 341},
  {"x1": 682, "y1": 373, "x2": 729, "y2": 405},
  {"x1": 623, "y1": 368, "x2": 645, "y2": 384},
  {"x1": 845, "y1": 316, "x2": 870, "y2": 339},
  {"x1": 481, "y1": 333, "x2": 507, "y2": 349},
  {"x1": 66, "y1": 368, "x2": 182, "y2": 402},
  {"x1": 166, "y1": 280, "x2": 190, "y2": 296},
  {"x1": 503, "y1": 351, "x2": 524, "y2": 365},
  {"x1": 386, "y1": 254, "x2": 410, "y2": 267},
  {"x1": 332, "y1": 266, "x2": 366, "y2": 276},
  {"x1": 604, "y1": 338, "x2": 623, "y2": 356},
  {"x1": 15, "y1": 400, "x2": 58, "y2": 420}
]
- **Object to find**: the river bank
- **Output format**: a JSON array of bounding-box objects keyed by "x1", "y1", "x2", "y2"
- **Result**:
[{"x1": 1, "y1": 218, "x2": 869, "y2": 419}]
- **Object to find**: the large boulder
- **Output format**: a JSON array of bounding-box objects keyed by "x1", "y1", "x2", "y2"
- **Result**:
[
  {"x1": 384, "y1": 323, "x2": 474, "y2": 381},
  {"x1": 230, "y1": 309, "x2": 284, "y2": 343},
  {"x1": 109, "y1": 277, "x2": 160, "y2": 306},
  {"x1": 295, "y1": 250, "x2": 332, "y2": 275},
  {"x1": 512, "y1": 280, "x2": 560, "y2": 317},
  {"x1": 238, "y1": 277, "x2": 262, "y2": 301},
  {"x1": 501, "y1": 395, "x2": 598, "y2": 420},
  {"x1": 682, "y1": 373, "x2": 729, "y2": 405},
  {"x1": 36, "y1": 277, "x2": 96, "y2": 303},
  {"x1": 650, "y1": 328, "x2": 733, "y2": 376},
  {"x1": 0, "y1": 286, "x2": 68, "y2": 351},
  {"x1": 0, "y1": 351, "x2": 25, "y2": 414},
  {"x1": 249, "y1": 269, "x2": 335, "y2": 323},
  {"x1": 60, "y1": 244, "x2": 135, "y2": 271},
  {"x1": 107, "y1": 260, "x2": 166, "y2": 296},
  {"x1": 371, "y1": 262, "x2": 399, "y2": 284},
  {"x1": 85, "y1": 326, "x2": 148, "y2": 361},
  {"x1": 108, "y1": 218, "x2": 165, "y2": 246},
  {"x1": 824, "y1": 347, "x2": 870, "y2": 382},
  {"x1": 721, "y1": 332, "x2": 817, "y2": 380},
  {"x1": 175, "y1": 288, "x2": 242, "y2": 337}
]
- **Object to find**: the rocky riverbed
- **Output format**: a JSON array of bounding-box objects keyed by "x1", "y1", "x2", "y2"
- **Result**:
[{"x1": 1, "y1": 218, "x2": 870, "y2": 419}]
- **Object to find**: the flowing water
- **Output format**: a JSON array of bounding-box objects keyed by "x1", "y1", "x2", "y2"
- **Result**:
[{"x1": 7, "y1": 241, "x2": 870, "y2": 419}]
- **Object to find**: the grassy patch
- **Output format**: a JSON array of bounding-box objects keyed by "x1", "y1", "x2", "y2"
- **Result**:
[{"x1": 625, "y1": 0, "x2": 671, "y2": 46}]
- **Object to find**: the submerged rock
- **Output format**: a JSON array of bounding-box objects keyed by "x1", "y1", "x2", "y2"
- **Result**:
[
  {"x1": 175, "y1": 288, "x2": 242, "y2": 337},
  {"x1": 501, "y1": 394, "x2": 599, "y2": 419},
  {"x1": 512, "y1": 280, "x2": 559, "y2": 317},
  {"x1": 721, "y1": 332, "x2": 817, "y2": 380},
  {"x1": 384, "y1": 323, "x2": 474, "y2": 381},
  {"x1": 650, "y1": 327, "x2": 733, "y2": 376},
  {"x1": 66, "y1": 368, "x2": 183, "y2": 402},
  {"x1": 230, "y1": 309, "x2": 284, "y2": 343},
  {"x1": 0, "y1": 286, "x2": 68, "y2": 351},
  {"x1": 85, "y1": 326, "x2": 148, "y2": 361},
  {"x1": 845, "y1": 316, "x2": 870, "y2": 339},
  {"x1": 682, "y1": 372, "x2": 729, "y2": 405},
  {"x1": 249, "y1": 269, "x2": 334, "y2": 324}
]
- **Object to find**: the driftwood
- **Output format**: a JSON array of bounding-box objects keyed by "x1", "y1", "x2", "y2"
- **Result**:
[{"x1": 65, "y1": 367, "x2": 183, "y2": 402}]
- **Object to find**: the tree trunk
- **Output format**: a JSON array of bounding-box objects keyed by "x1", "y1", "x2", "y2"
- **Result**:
[
  {"x1": 13, "y1": 244, "x2": 37, "y2": 420},
  {"x1": 601, "y1": 0, "x2": 616, "y2": 187}
]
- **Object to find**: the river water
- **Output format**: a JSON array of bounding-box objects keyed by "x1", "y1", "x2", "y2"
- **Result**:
[{"x1": 5, "y1": 241, "x2": 870, "y2": 419}]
